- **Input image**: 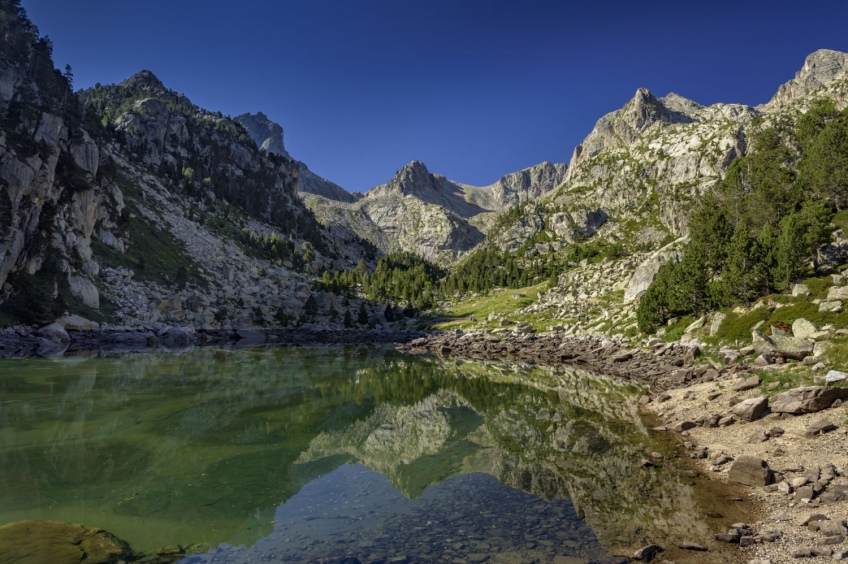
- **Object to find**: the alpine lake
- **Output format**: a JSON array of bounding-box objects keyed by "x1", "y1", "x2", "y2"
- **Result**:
[{"x1": 0, "y1": 345, "x2": 746, "y2": 563}]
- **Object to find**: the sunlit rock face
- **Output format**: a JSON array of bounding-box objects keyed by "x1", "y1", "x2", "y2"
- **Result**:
[{"x1": 299, "y1": 159, "x2": 567, "y2": 265}]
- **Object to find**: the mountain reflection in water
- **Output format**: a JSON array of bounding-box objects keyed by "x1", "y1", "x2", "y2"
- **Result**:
[{"x1": 0, "y1": 346, "x2": 710, "y2": 561}]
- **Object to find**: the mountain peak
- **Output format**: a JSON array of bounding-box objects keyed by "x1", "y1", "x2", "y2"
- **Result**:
[
  {"x1": 769, "y1": 49, "x2": 848, "y2": 107},
  {"x1": 622, "y1": 87, "x2": 693, "y2": 131},
  {"x1": 393, "y1": 160, "x2": 433, "y2": 190},
  {"x1": 120, "y1": 70, "x2": 165, "y2": 92},
  {"x1": 234, "y1": 112, "x2": 289, "y2": 157}
]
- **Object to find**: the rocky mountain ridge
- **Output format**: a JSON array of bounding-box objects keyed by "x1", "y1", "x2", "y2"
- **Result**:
[
  {"x1": 298, "y1": 159, "x2": 568, "y2": 263},
  {"x1": 482, "y1": 49, "x2": 848, "y2": 303},
  {"x1": 0, "y1": 2, "x2": 385, "y2": 332}
]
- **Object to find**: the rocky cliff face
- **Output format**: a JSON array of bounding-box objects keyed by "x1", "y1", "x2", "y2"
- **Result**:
[
  {"x1": 0, "y1": 3, "x2": 372, "y2": 328},
  {"x1": 769, "y1": 49, "x2": 848, "y2": 107},
  {"x1": 0, "y1": 8, "x2": 117, "y2": 315},
  {"x1": 491, "y1": 49, "x2": 848, "y2": 264},
  {"x1": 233, "y1": 111, "x2": 290, "y2": 157},
  {"x1": 234, "y1": 112, "x2": 358, "y2": 204}
]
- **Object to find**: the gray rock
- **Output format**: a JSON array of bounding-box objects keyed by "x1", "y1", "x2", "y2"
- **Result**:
[
  {"x1": 825, "y1": 370, "x2": 848, "y2": 384},
  {"x1": 624, "y1": 250, "x2": 680, "y2": 303},
  {"x1": 732, "y1": 375, "x2": 761, "y2": 391},
  {"x1": 753, "y1": 330, "x2": 777, "y2": 355},
  {"x1": 828, "y1": 285, "x2": 848, "y2": 300},
  {"x1": 678, "y1": 541, "x2": 707, "y2": 551},
  {"x1": 792, "y1": 283, "x2": 811, "y2": 296},
  {"x1": 771, "y1": 334, "x2": 815, "y2": 360},
  {"x1": 732, "y1": 396, "x2": 769, "y2": 421},
  {"x1": 632, "y1": 544, "x2": 662, "y2": 560},
  {"x1": 748, "y1": 430, "x2": 770, "y2": 443},
  {"x1": 793, "y1": 318, "x2": 820, "y2": 339},
  {"x1": 58, "y1": 314, "x2": 100, "y2": 332},
  {"x1": 674, "y1": 420, "x2": 698, "y2": 432},
  {"x1": 807, "y1": 421, "x2": 837, "y2": 435},
  {"x1": 729, "y1": 456, "x2": 773, "y2": 487},
  {"x1": 820, "y1": 300, "x2": 844, "y2": 313},
  {"x1": 710, "y1": 312, "x2": 727, "y2": 336},
  {"x1": 35, "y1": 322, "x2": 71, "y2": 344},
  {"x1": 772, "y1": 386, "x2": 848, "y2": 414},
  {"x1": 685, "y1": 316, "x2": 706, "y2": 334}
]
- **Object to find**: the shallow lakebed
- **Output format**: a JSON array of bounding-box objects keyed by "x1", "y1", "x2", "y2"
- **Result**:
[{"x1": 0, "y1": 346, "x2": 740, "y2": 562}]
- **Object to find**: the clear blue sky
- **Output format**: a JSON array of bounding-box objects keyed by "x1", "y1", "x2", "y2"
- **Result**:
[{"x1": 22, "y1": 0, "x2": 848, "y2": 192}]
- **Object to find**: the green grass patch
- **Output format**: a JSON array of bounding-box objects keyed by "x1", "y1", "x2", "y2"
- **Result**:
[
  {"x1": 822, "y1": 336, "x2": 848, "y2": 372},
  {"x1": 769, "y1": 300, "x2": 848, "y2": 329},
  {"x1": 832, "y1": 210, "x2": 848, "y2": 235},
  {"x1": 802, "y1": 276, "x2": 833, "y2": 300},
  {"x1": 713, "y1": 307, "x2": 772, "y2": 344},
  {"x1": 663, "y1": 315, "x2": 695, "y2": 342},
  {"x1": 757, "y1": 369, "x2": 812, "y2": 396},
  {"x1": 435, "y1": 283, "x2": 547, "y2": 330}
]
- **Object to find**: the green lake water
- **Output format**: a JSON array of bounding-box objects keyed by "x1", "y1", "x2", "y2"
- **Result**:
[{"x1": 0, "y1": 346, "x2": 724, "y2": 562}]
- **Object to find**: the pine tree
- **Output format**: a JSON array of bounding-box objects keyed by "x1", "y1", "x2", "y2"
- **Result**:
[{"x1": 358, "y1": 302, "x2": 369, "y2": 325}]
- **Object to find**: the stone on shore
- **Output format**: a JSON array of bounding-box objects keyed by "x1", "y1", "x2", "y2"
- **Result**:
[
  {"x1": 731, "y1": 396, "x2": 769, "y2": 421},
  {"x1": 58, "y1": 314, "x2": 100, "y2": 331},
  {"x1": 35, "y1": 322, "x2": 70, "y2": 344},
  {"x1": 728, "y1": 456, "x2": 773, "y2": 487},
  {"x1": 771, "y1": 386, "x2": 848, "y2": 414}
]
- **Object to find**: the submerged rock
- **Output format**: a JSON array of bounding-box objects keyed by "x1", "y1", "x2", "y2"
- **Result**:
[{"x1": 0, "y1": 520, "x2": 132, "y2": 564}]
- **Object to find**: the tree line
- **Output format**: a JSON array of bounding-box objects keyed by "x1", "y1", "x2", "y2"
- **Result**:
[{"x1": 637, "y1": 100, "x2": 848, "y2": 333}]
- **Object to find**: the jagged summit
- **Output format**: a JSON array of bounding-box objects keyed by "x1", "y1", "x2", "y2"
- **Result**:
[
  {"x1": 660, "y1": 92, "x2": 703, "y2": 115},
  {"x1": 119, "y1": 69, "x2": 166, "y2": 92},
  {"x1": 770, "y1": 49, "x2": 848, "y2": 107},
  {"x1": 371, "y1": 160, "x2": 436, "y2": 198},
  {"x1": 567, "y1": 87, "x2": 695, "y2": 174},
  {"x1": 234, "y1": 112, "x2": 289, "y2": 157}
]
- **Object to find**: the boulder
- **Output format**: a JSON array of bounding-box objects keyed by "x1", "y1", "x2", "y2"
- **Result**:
[
  {"x1": 58, "y1": 314, "x2": 100, "y2": 332},
  {"x1": 827, "y1": 286, "x2": 848, "y2": 300},
  {"x1": 710, "y1": 312, "x2": 727, "y2": 336},
  {"x1": 818, "y1": 520, "x2": 848, "y2": 537},
  {"x1": 771, "y1": 386, "x2": 848, "y2": 414},
  {"x1": 825, "y1": 370, "x2": 848, "y2": 384},
  {"x1": 731, "y1": 375, "x2": 760, "y2": 392},
  {"x1": 35, "y1": 322, "x2": 70, "y2": 344},
  {"x1": 770, "y1": 334, "x2": 814, "y2": 360},
  {"x1": 731, "y1": 396, "x2": 769, "y2": 421},
  {"x1": 728, "y1": 456, "x2": 773, "y2": 487},
  {"x1": 792, "y1": 318, "x2": 819, "y2": 340},
  {"x1": 792, "y1": 283, "x2": 811, "y2": 296},
  {"x1": 68, "y1": 274, "x2": 100, "y2": 309},
  {"x1": 752, "y1": 331, "x2": 776, "y2": 355},
  {"x1": 624, "y1": 249, "x2": 680, "y2": 303},
  {"x1": 0, "y1": 520, "x2": 132, "y2": 564},
  {"x1": 632, "y1": 544, "x2": 663, "y2": 561},
  {"x1": 684, "y1": 316, "x2": 706, "y2": 334},
  {"x1": 819, "y1": 300, "x2": 844, "y2": 313},
  {"x1": 806, "y1": 420, "x2": 837, "y2": 435}
]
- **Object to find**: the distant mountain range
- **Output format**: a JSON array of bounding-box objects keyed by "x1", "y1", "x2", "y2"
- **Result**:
[{"x1": 1, "y1": 0, "x2": 847, "y2": 329}]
